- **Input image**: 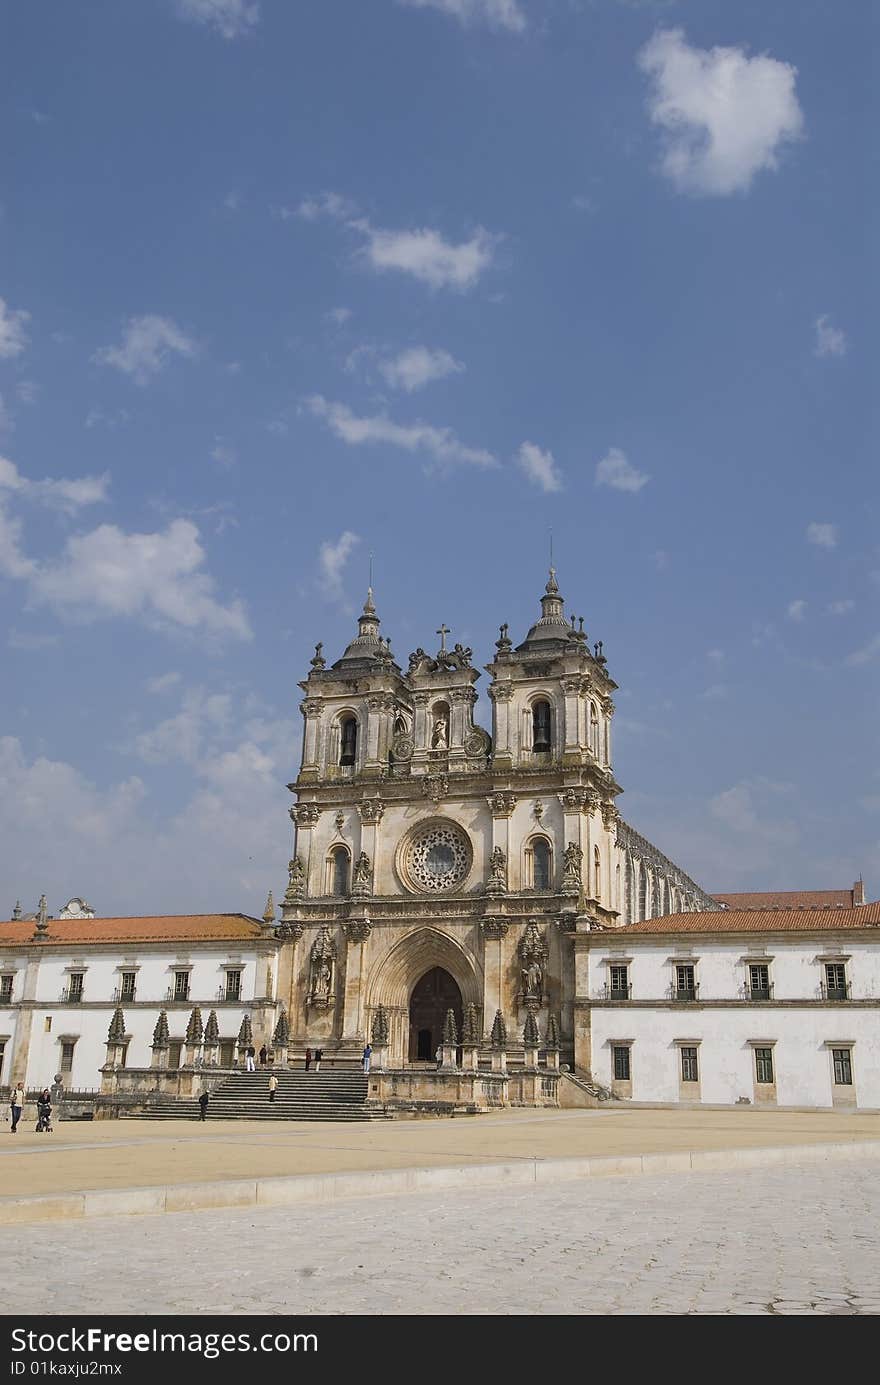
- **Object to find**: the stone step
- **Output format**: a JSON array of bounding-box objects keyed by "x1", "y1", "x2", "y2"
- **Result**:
[{"x1": 121, "y1": 1067, "x2": 385, "y2": 1121}]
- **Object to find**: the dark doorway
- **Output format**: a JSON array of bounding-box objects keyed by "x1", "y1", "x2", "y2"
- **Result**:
[{"x1": 408, "y1": 967, "x2": 463, "y2": 1062}]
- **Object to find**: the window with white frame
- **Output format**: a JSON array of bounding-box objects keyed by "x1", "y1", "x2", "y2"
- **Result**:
[
  {"x1": 748, "y1": 963, "x2": 771, "y2": 1000},
  {"x1": 832, "y1": 1048, "x2": 853, "y2": 1085},
  {"x1": 754, "y1": 1047, "x2": 774, "y2": 1084},
  {"x1": 119, "y1": 971, "x2": 137, "y2": 1002},
  {"x1": 173, "y1": 971, "x2": 190, "y2": 1001},
  {"x1": 0, "y1": 974, "x2": 12, "y2": 1003},
  {"x1": 824, "y1": 963, "x2": 848, "y2": 1000},
  {"x1": 680, "y1": 1046, "x2": 699, "y2": 1082},
  {"x1": 609, "y1": 964, "x2": 629, "y2": 998},
  {"x1": 225, "y1": 969, "x2": 242, "y2": 1002}
]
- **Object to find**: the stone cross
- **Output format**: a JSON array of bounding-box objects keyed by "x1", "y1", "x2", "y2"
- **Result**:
[{"x1": 436, "y1": 623, "x2": 450, "y2": 653}]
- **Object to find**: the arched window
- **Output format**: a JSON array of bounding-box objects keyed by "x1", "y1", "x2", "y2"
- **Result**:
[
  {"x1": 589, "y1": 703, "x2": 599, "y2": 757},
  {"x1": 594, "y1": 846, "x2": 601, "y2": 901},
  {"x1": 638, "y1": 864, "x2": 647, "y2": 921},
  {"x1": 340, "y1": 716, "x2": 358, "y2": 767},
  {"x1": 532, "y1": 837, "x2": 552, "y2": 890},
  {"x1": 532, "y1": 699, "x2": 552, "y2": 753},
  {"x1": 330, "y1": 847, "x2": 350, "y2": 897}
]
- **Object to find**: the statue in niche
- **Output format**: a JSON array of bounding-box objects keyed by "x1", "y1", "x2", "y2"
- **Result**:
[
  {"x1": 431, "y1": 715, "x2": 449, "y2": 750},
  {"x1": 353, "y1": 851, "x2": 372, "y2": 885},
  {"x1": 489, "y1": 846, "x2": 506, "y2": 884},
  {"x1": 521, "y1": 958, "x2": 543, "y2": 1000},
  {"x1": 314, "y1": 958, "x2": 331, "y2": 1000}
]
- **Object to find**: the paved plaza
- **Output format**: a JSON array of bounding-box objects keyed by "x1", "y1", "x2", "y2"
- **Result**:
[{"x1": 3, "y1": 1158, "x2": 880, "y2": 1315}]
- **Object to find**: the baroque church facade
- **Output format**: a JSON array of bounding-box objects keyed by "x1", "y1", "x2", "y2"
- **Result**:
[{"x1": 278, "y1": 570, "x2": 718, "y2": 1074}]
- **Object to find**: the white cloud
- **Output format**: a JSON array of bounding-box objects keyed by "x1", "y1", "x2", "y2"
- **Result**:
[
  {"x1": 710, "y1": 779, "x2": 797, "y2": 845},
  {"x1": 295, "y1": 191, "x2": 356, "y2": 222},
  {"x1": 326, "y1": 307, "x2": 353, "y2": 326},
  {"x1": 355, "y1": 222, "x2": 497, "y2": 291},
  {"x1": 85, "y1": 407, "x2": 131, "y2": 430},
  {"x1": 595, "y1": 446, "x2": 650, "y2": 493},
  {"x1": 147, "y1": 671, "x2": 182, "y2": 694},
  {"x1": 814, "y1": 315, "x2": 847, "y2": 358},
  {"x1": 828, "y1": 600, "x2": 854, "y2": 616},
  {"x1": 516, "y1": 440, "x2": 563, "y2": 493},
  {"x1": 847, "y1": 634, "x2": 880, "y2": 667},
  {"x1": 787, "y1": 599, "x2": 807, "y2": 622},
  {"x1": 175, "y1": 0, "x2": 259, "y2": 39},
  {"x1": 134, "y1": 688, "x2": 232, "y2": 765},
  {"x1": 637, "y1": 28, "x2": 803, "y2": 195},
  {"x1": 806, "y1": 521, "x2": 838, "y2": 549},
  {"x1": 94, "y1": 315, "x2": 197, "y2": 386},
  {"x1": 7, "y1": 629, "x2": 60, "y2": 650},
  {"x1": 318, "y1": 531, "x2": 361, "y2": 602},
  {"x1": 306, "y1": 395, "x2": 497, "y2": 469},
  {"x1": 379, "y1": 346, "x2": 464, "y2": 393},
  {"x1": 210, "y1": 439, "x2": 237, "y2": 469},
  {"x1": 0, "y1": 454, "x2": 110, "y2": 514},
  {"x1": 16, "y1": 380, "x2": 38, "y2": 405},
  {"x1": 29, "y1": 519, "x2": 251, "y2": 638},
  {"x1": 0, "y1": 297, "x2": 30, "y2": 358},
  {"x1": 396, "y1": 0, "x2": 526, "y2": 32}
]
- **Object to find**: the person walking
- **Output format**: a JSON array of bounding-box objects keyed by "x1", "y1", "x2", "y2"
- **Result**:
[
  {"x1": 198, "y1": 1089, "x2": 209, "y2": 1121},
  {"x1": 304, "y1": 1047, "x2": 312, "y2": 1072},
  {"x1": 314, "y1": 1048, "x2": 323, "y2": 1072},
  {"x1": 9, "y1": 1084, "x2": 23, "y2": 1134},
  {"x1": 268, "y1": 1072, "x2": 278, "y2": 1103},
  {"x1": 362, "y1": 1043, "x2": 372, "y2": 1074},
  {"x1": 245, "y1": 1046, "x2": 256, "y2": 1072},
  {"x1": 259, "y1": 1045, "x2": 267, "y2": 1067}
]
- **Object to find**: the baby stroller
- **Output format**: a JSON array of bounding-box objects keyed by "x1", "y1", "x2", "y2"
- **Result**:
[{"x1": 35, "y1": 1094, "x2": 53, "y2": 1133}]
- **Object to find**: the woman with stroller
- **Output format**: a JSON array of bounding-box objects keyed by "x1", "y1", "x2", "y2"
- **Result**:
[{"x1": 35, "y1": 1088, "x2": 53, "y2": 1133}]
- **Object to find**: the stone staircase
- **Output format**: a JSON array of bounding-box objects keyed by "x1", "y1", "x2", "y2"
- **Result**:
[{"x1": 124, "y1": 1069, "x2": 390, "y2": 1122}]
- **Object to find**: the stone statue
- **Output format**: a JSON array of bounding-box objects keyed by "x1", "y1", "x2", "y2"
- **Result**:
[
  {"x1": 489, "y1": 846, "x2": 506, "y2": 883},
  {"x1": 353, "y1": 851, "x2": 372, "y2": 885},
  {"x1": 522, "y1": 959, "x2": 543, "y2": 999},
  {"x1": 431, "y1": 716, "x2": 448, "y2": 749},
  {"x1": 314, "y1": 958, "x2": 331, "y2": 999},
  {"x1": 562, "y1": 841, "x2": 583, "y2": 885}
]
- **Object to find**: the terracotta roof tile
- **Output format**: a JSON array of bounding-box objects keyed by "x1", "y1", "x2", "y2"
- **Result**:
[
  {"x1": 615, "y1": 903, "x2": 880, "y2": 935},
  {"x1": 712, "y1": 889, "x2": 858, "y2": 910},
  {"x1": 0, "y1": 913, "x2": 265, "y2": 947}
]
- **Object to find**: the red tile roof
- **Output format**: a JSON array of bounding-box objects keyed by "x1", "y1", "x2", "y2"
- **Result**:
[
  {"x1": 713, "y1": 889, "x2": 860, "y2": 911},
  {"x1": 614, "y1": 903, "x2": 880, "y2": 935},
  {"x1": 0, "y1": 913, "x2": 265, "y2": 947}
]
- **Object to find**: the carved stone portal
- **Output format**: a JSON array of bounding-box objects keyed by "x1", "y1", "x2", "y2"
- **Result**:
[{"x1": 518, "y1": 920, "x2": 548, "y2": 1008}]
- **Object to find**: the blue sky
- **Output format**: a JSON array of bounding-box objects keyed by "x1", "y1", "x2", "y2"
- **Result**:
[{"x1": 1, "y1": 0, "x2": 876, "y2": 916}]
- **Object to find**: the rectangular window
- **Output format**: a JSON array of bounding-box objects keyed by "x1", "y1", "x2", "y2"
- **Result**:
[
  {"x1": 0, "y1": 975, "x2": 12, "y2": 1002},
  {"x1": 680, "y1": 1046, "x2": 699, "y2": 1082},
  {"x1": 225, "y1": 970, "x2": 242, "y2": 1002},
  {"x1": 825, "y1": 964, "x2": 848, "y2": 1000},
  {"x1": 44, "y1": 1016, "x2": 52, "y2": 1032},
  {"x1": 609, "y1": 965, "x2": 629, "y2": 997},
  {"x1": 612, "y1": 1045, "x2": 631, "y2": 1081},
  {"x1": 120, "y1": 972, "x2": 136, "y2": 1002},
  {"x1": 832, "y1": 1048, "x2": 853, "y2": 1085},
  {"x1": 755, "y1": 1047, "x2": 774, "y2": 1084},
  {"x1": 749, "y1": 964, "x2": 771, "y2": 1000},
  {"x1": 67, "y1": 973, "x2": 84, "y2": 1002},
  {"x1": 60, "y1": 1041, "x2": 75, "y2": 1075},
  {"x1": 675, "y1": 964, "x2": 696, "y2": 1000},
  {"x1": 174, "y1": 972, "x2": 190, "y2": 1002}
]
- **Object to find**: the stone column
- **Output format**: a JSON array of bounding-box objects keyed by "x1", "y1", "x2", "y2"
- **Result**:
[
  {"x1": 481, "y1": 916, "x2": 508, "y2": 1026},
  {"x1": 489, "y1": 683, "x2": 514, "y2": 769},
  {"x1": 487, "y1": 793, "x2": 516, "y2": 891},
  {"x1": 561, "y1": 675, "x2": 583, "y2": 760},
  {"x1": 299, "y1": 698, "x2": 323, "y2": 782},
  {"x1": 356, "y1": 798, "x2": 384, "y2": 886},
  {"x1": 341, "y1": 916, "x2": 371, "y2": 1039},
  {"x1": 573, "y1": 923, "x2": 592, "y2": 1074},
  {"x1": 289, "y1": 804, "x2": 320, "y2": 896},
  {"x1": 363, "y1": 694, "x2": 386, "y2": 778}
]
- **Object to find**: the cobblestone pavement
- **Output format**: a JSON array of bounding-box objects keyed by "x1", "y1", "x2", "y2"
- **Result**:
[{"x1": 4, "y1": 1161, "x2": 879, "y2": 1316}]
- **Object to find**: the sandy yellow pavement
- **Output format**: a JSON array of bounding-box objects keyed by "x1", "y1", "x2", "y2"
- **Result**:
[{"x1": 2, "y1": 1106, "x2": 880, "y2": 1199}]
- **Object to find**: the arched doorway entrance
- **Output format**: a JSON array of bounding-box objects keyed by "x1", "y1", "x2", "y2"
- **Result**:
[{"x1": 408, "y1": 967, "x2": 463, "y2": 1062}]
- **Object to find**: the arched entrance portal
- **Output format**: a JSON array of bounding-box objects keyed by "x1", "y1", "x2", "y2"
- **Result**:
[{"x1": 408, "y1": 967, "x2": 463, "y2": 1062}]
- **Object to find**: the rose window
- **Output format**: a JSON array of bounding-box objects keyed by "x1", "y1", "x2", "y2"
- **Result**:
[{"x1": 405, "y1": 821, "x2": 471, "y2": 893}]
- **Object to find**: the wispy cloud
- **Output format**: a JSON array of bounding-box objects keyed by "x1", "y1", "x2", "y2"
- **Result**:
[
  {"x1": 356, "y1": 221, "x2": 497, "y2": 290},
  {"x1": 305, "y1": 395, "x2": 497, "y2": 469},
  {"x1": 806, "y1": 521, "x2": 838, "y2": 549},
  {"x1": 147, "y1": 671, "x2": 183, "y2": 694},
  {"x1": 395, "y1": 0, "x2": 526, "y2": 33},
  {"x1": 0, "y1": 455, "x2": 109, "y2": 514},
  {"x1": 210, "y1": 439, "x2": 237, "y2": 469},
  {"x1": 175, "y1": 0, "x2": 259, "y2": 40},
  {"x1": 828, "y1": 600, "x2": 854, "y2": 616},
  {"x1": 516, "y1": 441, "x2": 563, "y2": 493},
  {"x1": 847, "y1": 634, "x2": 880, "y2": 666},
  {"x1": 0, "y1": 298, "x2": 30, "y2": 358},
  {"x1": 814, "y1": 315, "x2": 847, "y2": 358},
  {"x1": 638, "y1": 28, "x2": 803, "y2": 195},
  {"x1": 379, "y1": 346, "x2": 464, "y2": 393},
  {"x1": 15, "y1": 380, "x2": 38, "y2": 405},
  {"x1": 94, "y1": 315, "x2": 197, "y2": 386},
  {"x1": 295, "y1": 191, "x2": 356, "y2": 222},
  {"x1": 325, "y1": 307, "x2": 353, "y2": 327},
  {"x1": 595, "y1": 446, "x2": 650, "y2": 493},
  {"x1": 318, "y1": 531, "x2": 361, "y2": 603},
  {"x1": 787, "y1": 599, "x2": 807, "y2": 622}
]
